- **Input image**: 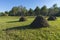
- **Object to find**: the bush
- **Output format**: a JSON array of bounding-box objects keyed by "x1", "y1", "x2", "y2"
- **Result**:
[{"x1": 30, "y1": 16, "x2": 49, "y2": 28}]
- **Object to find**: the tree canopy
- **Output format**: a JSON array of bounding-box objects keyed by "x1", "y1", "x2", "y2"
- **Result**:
[{"x1": 0, "y1": 4, "x2": 60, "y2": 16}]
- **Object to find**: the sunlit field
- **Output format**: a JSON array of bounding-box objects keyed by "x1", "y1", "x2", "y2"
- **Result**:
[{"x1": 0, "y1": 16, "x2": 60, "y2": 40}]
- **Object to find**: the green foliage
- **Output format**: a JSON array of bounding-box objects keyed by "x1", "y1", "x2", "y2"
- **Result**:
[
  {"x1": 28, "y1": 8, "x2": 34, "y2": 16},
  {"x1": 0, "y1": 13, "x2": 8, "y2": 16},
  {"x1": 9, "y1": 6, "x2": 27, "y2": 16},
  {"x1": 40, "y1": 5, "x2": 48, "y2": 16},
  {"x1": 56, "y1": 10, "x2": 60, "y2": 16},
  {"x1": 34, "y1": 6, "x2": 40, "y2": 16},
  {"x1": 0, "y1": 4, "x2": 60, "y2": 16},
  {"x1": 9, "y1": 7, "x2": 19, "y2": 16},
  {"x1": 48, "y1": 4, "x2": 59, "y2": 16}
]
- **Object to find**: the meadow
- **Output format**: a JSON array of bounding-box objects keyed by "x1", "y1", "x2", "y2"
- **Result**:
[{"x1": 0, "y1": 16, "x2": 60, "y2": 40}]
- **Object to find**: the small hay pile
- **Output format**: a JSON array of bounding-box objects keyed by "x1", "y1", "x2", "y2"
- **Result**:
[
  {"x1": 19, "y1": 16, "x2": 26, "y2": 22},
  {"x1": 47, "y1": 16, "x2": 56, "y2": 21}
]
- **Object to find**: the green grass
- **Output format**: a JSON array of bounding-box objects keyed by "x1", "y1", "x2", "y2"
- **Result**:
[{"x1": 0, "y1": 16, "x2": 60, "y2": 40}]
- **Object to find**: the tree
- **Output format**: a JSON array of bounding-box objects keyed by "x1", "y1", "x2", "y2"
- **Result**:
[
  {"x1": 53, "y1": 4, "x2": 59, "y2": 16},
  {"x1": 9, "y1": 7, "x2": 19, "y2": 16},
  {"x1": 48, "y1": 4, "x2": 59, "y2": 16},
  {"x1": 34, "y1": 6, "x2": 40, "y2": 16},
  {"x1": 21, "y1": 7, "x2": 27, "y2": 16},
  {"x1": 40, "y1": 5, "x2": 48, "y2": 16},
  {"x1": 16, "y1": 6, "x2": 27, "y2": 16},
  {"x1": 9, "y1": 6, "x2": 27, "y2": 16},
  {"x1": 28, "y1": 8, "x2": 34, "y2": 16},
  {"x1": 55, "y1": 7, "x2": 60, "y2": 16},
  {"x1": 0, "y1": 12, "x2": 4, "y2": 16},
  {"x1": 48, "y1": 8, "x2": 54, "y2": 16},
  {"x1": 5, "y1": 11, "x2": 9, "y2": 14},
  {"x1": 53, "y1": 4, "x2": 57, "y2": 8}
]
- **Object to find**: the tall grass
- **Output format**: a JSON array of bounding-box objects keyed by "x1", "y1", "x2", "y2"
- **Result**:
[{"x1": 0, "y1": 16, "x2": 60, "y2": 40}]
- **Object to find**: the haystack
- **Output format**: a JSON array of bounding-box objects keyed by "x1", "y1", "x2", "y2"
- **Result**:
[
  {"x1": 30, "y1": 16, "x2": 49, "y2": 28},
  {"x1": 47, "y1": 16, "x2": 56, "y2": 21},
  {"x1": 19, "y1": 16, "x2": 26, "y2": 22}
]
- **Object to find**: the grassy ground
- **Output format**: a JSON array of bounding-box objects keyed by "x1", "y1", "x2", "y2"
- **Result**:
[{"x1": 0, "y1": 16, "x2": 60, "y2": 40}]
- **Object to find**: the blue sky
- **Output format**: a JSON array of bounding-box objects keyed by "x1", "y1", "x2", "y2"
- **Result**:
[{"x1": 0, "y1": 0, "x2": 60, "y2": 12}]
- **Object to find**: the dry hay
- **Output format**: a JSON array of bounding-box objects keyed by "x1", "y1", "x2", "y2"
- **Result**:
[
  {"x1": 30, "y1": 16, "x2": 49, "y2": 28},
  {"x1": 19, "y1": 16, "x2": 26, "y2": 22},
  {"x1": 47, "y1": 16, "x2": 56, "y2": 21}
]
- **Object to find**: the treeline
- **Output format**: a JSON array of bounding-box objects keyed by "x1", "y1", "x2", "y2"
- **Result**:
[{"x1": 0, "y1": 4, "x2": 60, "y2": 16}]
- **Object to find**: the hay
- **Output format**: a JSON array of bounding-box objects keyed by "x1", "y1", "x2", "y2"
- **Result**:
[
  {"x1": 19, "y1": 16, "x2": 26, "y2": 22},
  {"x1": 30, "y1": 16, "x2": 49, "y2": 28},
  {"x1": 48, "y1": 16, "x2": 56, "y2": 21}
]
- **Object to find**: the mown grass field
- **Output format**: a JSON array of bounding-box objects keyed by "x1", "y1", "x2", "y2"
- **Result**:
[{"x1": 0, "y1": 16, "x2": 60, "y2": 40}]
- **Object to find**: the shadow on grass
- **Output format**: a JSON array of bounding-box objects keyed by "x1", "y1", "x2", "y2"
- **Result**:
[
  {"x1": 6, "y1": 20, "x2": 26, "y2": 23},
  {"x1": 3, "y1": 25, "x2": 49, "y2": 31},
  {"x1": 4, "y1": 25, "x2": 30, "y2": 31},
  {"x1": 6, "y1": 21, "x2": 19, "y2": 23}
]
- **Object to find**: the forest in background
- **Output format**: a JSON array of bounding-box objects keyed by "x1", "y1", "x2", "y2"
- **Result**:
[{"x1": 0, "y1": 4, "x2": 60, "y2": 16}]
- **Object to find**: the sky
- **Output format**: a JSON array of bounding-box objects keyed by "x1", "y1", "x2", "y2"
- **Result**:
[{"x1": 0, "y1": 0, "x2": 60, "y2": 12}]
